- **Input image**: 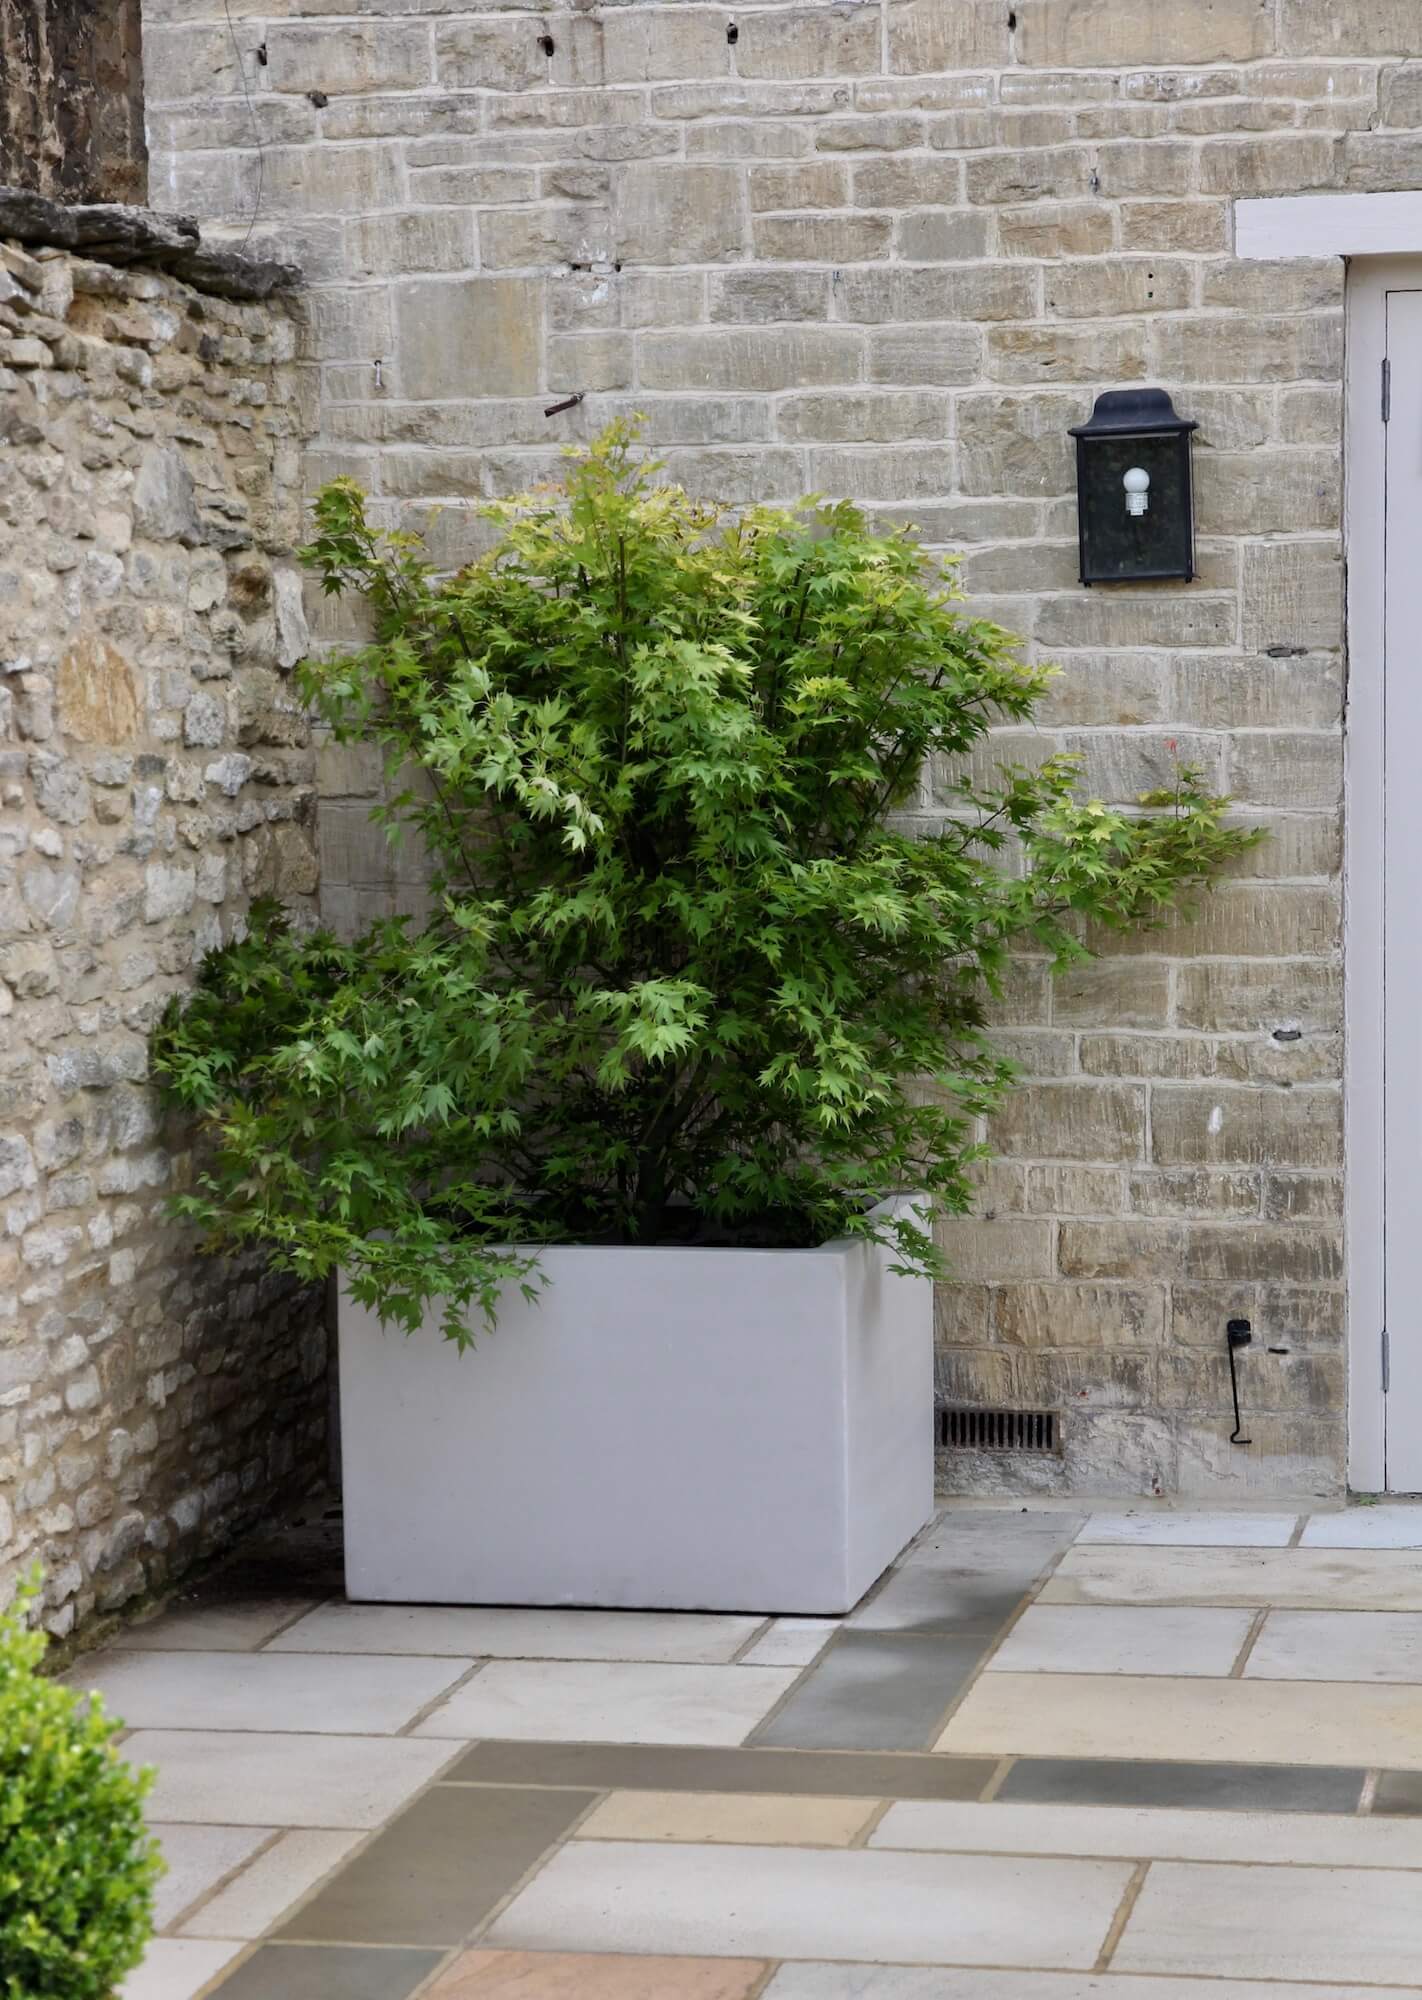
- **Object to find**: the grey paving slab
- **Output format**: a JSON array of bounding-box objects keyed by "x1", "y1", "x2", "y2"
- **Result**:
[
  {"x1": 69, "y1": 1648, "x2": 471, "y2": 1736},
  {"x1": 148, "y1": 1825, "x2": 272, "y2": 1932},
  {"x1": 1300, "y1": 1505, "x2": 1422, "y2": 1548},
  {"x1": 996, "y1": 1756, "x2": 1365, "y2": 1814},
  {"x1": 120, "y1": 1939, "x2": 244, "y2": 2000},
  {"x1": 752, "y1": 1634, "x2": 983, "y2": 1751},
  {"x1": 121, "y1": 1600, "x2": 316, "y2": 1652},
  {"x1": 1246, "y1": 1609, "x2": 1422, "y2": 1683},
  {"x1": 899, "y1": 1515, "x2": 1084, "y2": 1572},
  {"x1": 413, "y1": 1659, "x2": 796, "y2": 1745},
  {"x1": 989, "y1": 1604, "x2": 1254, "y2": 1677},
  {"x1": 209, "y1": 1944, "x2": 443, "y2": 2000},
  {"x1": 848, "y1": 1566, "x2": 1035, "y2": 1635},
  {"x1": 765, "y1": 1970, "x2": 1422, "y2": 1999},
  {"x1": 1374, "y1": 1769, "x2": 1422, "y2": 1816},
  {"x1": 486, "y1": 1839, "x2": 1133, "y2": 1968},
  {"x1": 870, "y1": 1798, "x2": 1422, "y2": 1866},
  {"x1": 1114, "y1": 1859, "x2": 1422, "y2": 1984},
  {"x1": 272, "y1": 1604, "x2": 764, "y2": 1662},
  {"x1": 444, "y1": 1739, "x2": 997, "y2": 1801},
  {"x1": 125, "y1": 1730, "x2": 459, "y2": 1829},
  {"x1": 277, "y1": 1785, "x2": 595, "y2": 1946},
  {"x1": 179, "y1": 1830, "x2": 363, "y2": 1940},
  {"x1": 1077, "y1": 1512, "x2": 1299, "y2": 1547}
]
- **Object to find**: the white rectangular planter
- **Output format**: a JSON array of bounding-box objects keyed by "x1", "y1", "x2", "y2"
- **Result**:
[{"x1": 337, "y1": 1205, "x2": 934, "y2": 1614}]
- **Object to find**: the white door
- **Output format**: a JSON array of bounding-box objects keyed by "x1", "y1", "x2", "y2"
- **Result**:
[{"x1": 1381, "y1": 286, "x2": 1422, "y2": 1489}]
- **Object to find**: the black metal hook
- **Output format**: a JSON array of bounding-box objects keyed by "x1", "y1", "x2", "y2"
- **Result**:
[{"x1": 1227, "y1": 1318, "x2": 1252, "y2": 1445}]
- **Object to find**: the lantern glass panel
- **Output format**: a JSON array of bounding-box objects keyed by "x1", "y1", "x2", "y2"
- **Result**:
[{"x1": 1077, "y1": 430, "x2": 1193, "y2": 584}]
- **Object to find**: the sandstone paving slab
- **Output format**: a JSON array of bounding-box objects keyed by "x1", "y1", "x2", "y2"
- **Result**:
[
  {"x1": 427, "y1": 1952, "x2": 771, "y2": 1997},
  {"x1": 740, "y1": 1618, "x2": 841, "y2": 1667},
  {"x1": 1246, "y1": 1609, "x2": 1422, "y2": 1683},
  {"x1": 996, "y1": 1757, "x2": 1364, "y2": 1814},
  {"x1": 485, "y1": 1839, "x2": 1134, "y2": 1968},
  {"x1": 898, "y1": 1513, "x2": 1085, "y2": 1571},
  {"x1": 1114, "y1": 1859, "x2": 1422, "y2": 1984},
  {"x1": 870, "y1": 1798, "x2": 1422, "y2": 1866},
  {"x1": 1044, "y1": 1545, "x2": 1422, "y2": 1609},
  {"x1": 576, "y1": 1789, "x2": 877, "y2": 1846},
  {"x1": 122, "y1": 1599, "x2": 318, "y2": 1652},
  {"x1": 413, "y1": 1659, "x2": 797, "y2": 1745},
  {"x1": 1076, "y1": 1511, "x2": 1299, "y2": 1547},
  {"x1": 149, "y1": 1824, "x2": 272, "y2": 1932},
  {"x1": 1300, "y1": 1505, "x2": 1422, "y2": 1548},
  {"x1": 177, "y1": 1830, "x2": 364, "y2": 1939},
  {"x1": 119, "y1": 1939, "x2": 244, "y2": 2000},
  {"x1": 68, "y1": 1648, "x2": 471, "y2": 1735},
  {"x1": 445, "y1": 1738, "x2": 997, "y2": 1799},
  {"x1": 271, "y1": 1603, "x2": 764, "y2": 1663},
  {"x1": 125, "y1": 1730, "x2": 460, "y2": 1828},
  {"x1": 765, "y1": 1968, "x2": 1422, "y2": 1999},
  {"x1": 205, "y1": 1943, "x2": 442, "y2": 1999},
  {"x1": 277, "y1": 1784, "x2": 594, "y2": 1946},
  {"x1": 752, "y1": 1633, "x2": 982, "y2": 1750},
  {"x1": 938, "y1": 1672, "x2": 1422, "y2": 1769},
  {"x1": 989, "y1": 1604, "x2": 1253, "y2": 1677}
]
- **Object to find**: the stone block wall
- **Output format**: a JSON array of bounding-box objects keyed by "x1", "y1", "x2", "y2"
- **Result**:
[
  {"x1": 0, "y1": 234, "x2": 326, "y2": 1632},
  {"x1": 144, "y1": 0, "x2": 1392, "y2": 1497}
]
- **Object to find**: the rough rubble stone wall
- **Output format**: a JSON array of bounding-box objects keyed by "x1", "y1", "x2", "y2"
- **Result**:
[
  {"x1": 145, "y1": 0, "x2": 1389, "y2": 1497},
  {"x1": 0, "y1": 241, "x2": 326, "y2": 1633},
  {"x1": 0, "y1": 0, "x2": 147, "y2": 205}
]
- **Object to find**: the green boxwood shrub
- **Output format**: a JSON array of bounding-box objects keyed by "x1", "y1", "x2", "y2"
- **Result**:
[
  {"x1": 154, "y1": 424, "x2": 1257, "y2": 1343},
  {"x1": 0, "y1": 1574, "x2": 161, "y2": 2000}
]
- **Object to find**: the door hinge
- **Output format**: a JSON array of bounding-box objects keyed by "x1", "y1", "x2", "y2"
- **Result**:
[
  {"x1": 1383, "y1": 1326, "x2": 1391, "y2": 1393},
  {"x1": 1383, "y1": 357, "x2": 1392, "y2": 423}
]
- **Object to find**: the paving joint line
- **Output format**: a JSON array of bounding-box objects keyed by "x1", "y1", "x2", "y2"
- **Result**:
[
  {"x1": 1094, "y1": 1856, "x2": 1152, "y2": 1973},
  {"x1": 1228, "y1": 1605, "x2": 1270, "y2": 1677},
  {"x1": 398, "y1": 1657, "x2": 487, "y2": 1736}
]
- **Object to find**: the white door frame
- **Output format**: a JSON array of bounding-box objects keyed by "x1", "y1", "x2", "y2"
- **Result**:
[
  {"x1": 1343, "y1": 258, "x2": 1400, "y2": 1492},
  {"x1": 1237, "y1": 199, "x2": 1422, "y2": 1491}
]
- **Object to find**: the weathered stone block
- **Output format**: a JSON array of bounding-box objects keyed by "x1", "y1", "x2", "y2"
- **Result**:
[
  {"x1": 1226, "y1": 733, "x2": 1341, "y2": 810},
  {"x1": 1150, "y1": 1086, "x2": 1342, "y2": 1170},
  {"x1": 749, "y1": 163, "x2": 850, "y2": 211},
  {"x1": 996, "y1": 1282, "x2": 1165, "y2": 1347},
  {"x1": 709, "y1": 270, "x2": 832, "y2": 324},
  {"x1": 1046, "y1": 258, "x2": 1194, "y2": 318},
  {"x1": 852, "y1": 158, "x2": 966, "y2": 208},
  {"x1": 776, "y1": 390, "x2": 948, "y2": 442},
  {"x1": 267, "y1": 23, "x2": 432, "y2": 96},
  {"x1": 615, "y1": 163, "x2": 743, "y2": 265},
  {"x1": 998, "y1": 202, "x2": 1117, "y2": 257},
  {"x1": 1280, "y1": 0, "x2": 1419, "y2": 55},
  {"x1": 638, "y1": 328, "x2": 862, "y2": 391},
  {"x1": 435, "y1": 19, "x2": 547, "y2": 91},
  {"x1": 988, "y1": 322, "x2": 1149, "y2": 386},
  {"x1": 1152, "y1": 315, "x2": 1342, "y2": 384},
  {"x1": 752, "y1": 214, "x2": 892, "y2": 262},
  {"x1": 1120, "y1": 200, "x2": 1230, "y2": 252},
  {"x1": 896, "y1": 210, "x2": 994, "y2": 261},
  {"x1": 737, "y1": 7, "x2": 881, "y2": 79},
  {"x1": 957, "y1": 392, "x2": 1080, "y2": 495},
  {"x1": 394, "y1": 277, "x2": 543, "y2": 399},
  {"x1": 989, "y1": 1082, "x2": 1146, "y2": 1161},
  {"x1": 1053, "y1": 958, "x2": 1171, "y2": 1030},
  {"x1": 836, "y1": 264, "x2": 1038, "y2": 323},
  {"x1": 1199, "y1": 133, "x2": 1339, "y2": 192},
  {"x1": 1175, "y1": 960, "x2": 1341, "y2": 1034},
  {"x1": 1194, "y1": 451, "x2": 1340, "y2": 536},
  {"x1": 888, "y1": 0, "x2": 1012, "y2": 71},
  {"x1": 1016, "y1": 0, "x2": 1274, "y2": 66},
  {"x1": 1089, "y1": 141, "x2": 1197, "y2": 196},
  {"x1": 346, "y1": 212, "x2": 477, "y2": 278},
  {"x1": 936, "y1": 1215, "x2": 1056, "y2": 1280}
]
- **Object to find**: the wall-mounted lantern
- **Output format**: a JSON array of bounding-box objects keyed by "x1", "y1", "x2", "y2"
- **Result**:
[{"x1": 1069, "y1": 387, "x2": 1198, "y2": 586}]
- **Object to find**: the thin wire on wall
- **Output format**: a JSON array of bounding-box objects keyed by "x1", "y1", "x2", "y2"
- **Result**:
[{"x1": 222, "y1": 0, "x2": 265, "y2": 251}]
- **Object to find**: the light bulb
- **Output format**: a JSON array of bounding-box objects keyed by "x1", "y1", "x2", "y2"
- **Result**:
[{"x1": 1123, "y1": 466, "x2": 1151, "y2": 517}]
